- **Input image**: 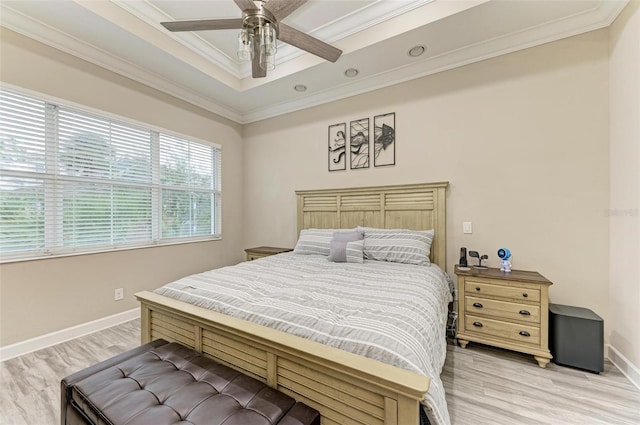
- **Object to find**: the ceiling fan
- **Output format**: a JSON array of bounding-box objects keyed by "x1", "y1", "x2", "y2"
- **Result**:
[{"x1": 161, "y1": 0, "x2": 343, "y2": 78}]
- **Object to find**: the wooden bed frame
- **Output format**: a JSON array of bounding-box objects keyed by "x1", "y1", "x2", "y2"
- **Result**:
[{"x1": 136, "y1": 182, "x2": 448, "y2": 425}]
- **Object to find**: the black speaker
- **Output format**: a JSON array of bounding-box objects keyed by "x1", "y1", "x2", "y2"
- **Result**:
[
  {"x1": 459, "y1": 247, "x2": 467, "y2": 267},
  {"x1": 549, "y1": 304, "x2": 604, "y2": 373}
]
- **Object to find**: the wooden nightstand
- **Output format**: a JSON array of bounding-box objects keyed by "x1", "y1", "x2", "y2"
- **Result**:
[
  {"x1": 244, "y1": 246, "x2": 292, "y2": 261},
  {"x1": 455, "y1": 266, "x2": 553, "y2": 368}
]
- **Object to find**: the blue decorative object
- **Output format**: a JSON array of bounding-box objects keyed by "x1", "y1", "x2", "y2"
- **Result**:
[{"x1": 497, "y1": 248, "x2": 512, "y2": 272}]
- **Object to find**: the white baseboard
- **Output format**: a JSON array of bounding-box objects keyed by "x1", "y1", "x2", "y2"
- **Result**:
[
  {"x1": 607, "y1": 344, "x2": 640, "y2": 390},
  {"x1": 0, "y1": 308, "x2": 139, "y2": 362}
]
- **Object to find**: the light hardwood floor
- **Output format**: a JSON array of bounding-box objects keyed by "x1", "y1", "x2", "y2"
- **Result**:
[
  {"x1": 1, "y1": 319, "x2": 639, "y2": 425},
  {"x1": 0, "y1": 320, "x2": 140, "y2": 425},
  {"x1": 444, "y1": 343, "x2": 640, "y2": 425}
]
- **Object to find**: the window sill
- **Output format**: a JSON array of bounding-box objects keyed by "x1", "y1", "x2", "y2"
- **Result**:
[{"x1": 0, "y1": 236, "x2": 222, "y2": 264}]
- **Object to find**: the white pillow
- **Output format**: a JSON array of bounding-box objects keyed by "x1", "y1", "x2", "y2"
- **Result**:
[
  {"x1": 358, "y1": 227, "x2": 434, "y2": 265},
  {"x1": 293, "y1": 228, "x2": 359, "y2": 256}
]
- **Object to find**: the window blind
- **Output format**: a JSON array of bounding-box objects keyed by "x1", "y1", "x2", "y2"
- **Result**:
[
  {"x1": 0, "y1": 91, "x2": 47, "y2": 254},
  {"x1": 0, "y1": 87, "x2": 221, "y2": 261}
]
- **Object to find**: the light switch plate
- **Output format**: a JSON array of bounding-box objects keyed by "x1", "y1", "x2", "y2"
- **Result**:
[{"x1": 463, "y1": 222, "x2": 473, "y2": 234}]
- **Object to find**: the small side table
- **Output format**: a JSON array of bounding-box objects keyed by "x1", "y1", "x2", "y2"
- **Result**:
[
  {"x1": 245, "y1": 246, "x2": 292, "y2": 261},
  {"x1": 455, "y1": 266, "x2": 553, "y2": 368}
]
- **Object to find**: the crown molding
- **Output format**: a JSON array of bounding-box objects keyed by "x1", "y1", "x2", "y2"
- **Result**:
[
  {"x1": 0, "y1": 4, "x2": 244, "y2": 123},
  {"x1": 118, "y1": 0, "x2": 432, "y2": 81},
  {"x1": 273, "y1": 0, "x2": 432, "y2": 68},
  {"x1": 1, "y1": 0, "x2": 628, "y2": 125},
  {"x1": 112, "y1": 0, "x2": 243, "y2": 78},
  {"x1": 241, "y1": 0, "x2": 629, "y2": 123}
]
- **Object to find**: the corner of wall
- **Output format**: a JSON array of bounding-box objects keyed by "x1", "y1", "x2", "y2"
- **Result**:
[{"x1": 607, "y1": 344, "x2": 640, "y2": 390}]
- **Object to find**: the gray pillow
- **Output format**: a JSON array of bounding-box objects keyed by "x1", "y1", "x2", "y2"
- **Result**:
[
  {"x1": 328, "y1": 231, "x2": 364, "y2": 263},
  {"x1": 358, "y1": 227, "x2": 434, "y2": 265}
]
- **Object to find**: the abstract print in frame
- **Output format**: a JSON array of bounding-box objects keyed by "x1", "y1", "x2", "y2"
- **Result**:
[
  {"x1": 374, "y1": 112, "x2": 395, "y2": 167},
  {"x1": 350, "y1": 118, "x2": 369, "y2": 169},
  {"x1": 328, "y1": 123, "x2": 346, "y2": 171}
]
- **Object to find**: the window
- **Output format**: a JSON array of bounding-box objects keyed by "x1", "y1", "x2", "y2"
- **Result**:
[{"x1": 0, "y1": 88, "x2": 221, "y2": 262}]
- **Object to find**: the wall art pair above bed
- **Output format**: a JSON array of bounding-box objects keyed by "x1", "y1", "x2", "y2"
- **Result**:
[{"x1": 328, "y1": 112, "x2": 395, "y2": 171}]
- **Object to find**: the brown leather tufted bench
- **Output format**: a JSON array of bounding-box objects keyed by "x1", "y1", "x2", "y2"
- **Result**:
[{"x1": 61, "y1": 339, "x2": 320, "y2": 425}]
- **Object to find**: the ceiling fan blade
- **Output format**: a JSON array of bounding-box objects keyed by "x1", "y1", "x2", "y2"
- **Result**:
[
  {"x1": 161, "y1": 18, "x2": 243, "y2": 32},
  {"x1": 233, "y1": 0, "x2": 258, "y2": 11},
  {"x1": 278, "y1": 24, "x2": 342, "y2": 63},
  {"x1": 252, "y1": 42, "x2": 267, "y2": 78},
  {"x1": 264, "y1": 0, "x2": 308, "y2": 20},
  {"x1": 252, "y1": 60, "x2": 267, "y2": 78}
]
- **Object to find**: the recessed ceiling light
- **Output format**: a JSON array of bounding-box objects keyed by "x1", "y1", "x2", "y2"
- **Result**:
[
  {"x1": 294, "y1": 84, "x2": 307, "y2": 92},
  {"x1": 408, "y1": 45, "x2": 426, "y2": 58},
  {"x1": 344, "y1": 68, "x2": 359, "y2": 78}
]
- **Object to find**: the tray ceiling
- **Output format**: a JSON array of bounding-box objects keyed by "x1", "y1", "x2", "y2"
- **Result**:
[{"x1": 0, "y1": 0, "x2": 628, "y2": 123}]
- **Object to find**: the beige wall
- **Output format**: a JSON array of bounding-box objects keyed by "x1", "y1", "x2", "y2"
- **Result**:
[
  {"x1": 0, "y1": 29, "x2": 245, "y2": 346},
  {"x1": 610, "y1": 1, "x2": 640, "y2": 371},
  {"x1": 1, "y1": 23, "x2": 625, "y2": 367},
  {"x1": 244, "y1": 30, "x2": 611, "y2": 335}
]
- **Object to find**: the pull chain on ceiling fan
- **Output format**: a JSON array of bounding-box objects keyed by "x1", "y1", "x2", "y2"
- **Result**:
[{"x1": 161, "y1": 0, "x2": 343, "y2": 78}]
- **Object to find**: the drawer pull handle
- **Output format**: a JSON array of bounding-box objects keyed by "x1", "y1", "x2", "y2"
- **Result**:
[
  {"x1": 522, "y1": 293, "x2": 529, "y2": 298},
  {"x1": 475, "y1": 287, "x2": 481, "y2": 292},
  {"x1": 519, "y1": 331, "x2": 531, "y2": 337},
  {"x1": 472, "y1": 302, "x2": 483, "y2": 308},
  {"x1": 519, "y1": 310, "x2": 531, "y2": 316},
  {"x1": 473, "y1": 322, "x2": 483, "y2": 328}
]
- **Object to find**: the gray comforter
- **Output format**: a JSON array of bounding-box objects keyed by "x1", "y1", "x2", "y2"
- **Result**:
[{"x1": 154, "y1": 252, "x2": 452, "y2": 425}]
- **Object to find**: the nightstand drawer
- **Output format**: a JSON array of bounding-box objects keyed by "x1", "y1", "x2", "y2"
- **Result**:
[
  {"x1": 465, "y1": 296, "x2": 540, "y2": 324},
  {"x1": 465, "y1": 314, "x2": 540, "y2": 346},
  {"x1": 465, "y1": 280, "x2": 540, "y2": 302}
]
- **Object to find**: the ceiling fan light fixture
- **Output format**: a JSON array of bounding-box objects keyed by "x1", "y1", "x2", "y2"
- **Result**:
[
  {"x1": 260, "y1": 49, "x2": 276, "y2": 71},
  {"x1": 237, "y1": 28, "x2": 253, "y2": 61},
  {"x1": 258, "y1": 22, "x2": 277, "y2": 70},
  {"x1": 163, "y1": 0, "x2": 343, "y2": 79},
  {"x1": 260, "y1": 22, "x2": 277, "y2": 56}
]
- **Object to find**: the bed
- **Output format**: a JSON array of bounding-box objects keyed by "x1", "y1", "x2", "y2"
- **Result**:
[{"x1": 136, "y1": 182, "x2": 450, "y2": 425}]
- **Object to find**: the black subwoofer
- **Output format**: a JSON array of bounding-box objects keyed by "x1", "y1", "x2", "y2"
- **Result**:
[{"x1": 549, "y1": 303, "x2": 604, "y2": 373}]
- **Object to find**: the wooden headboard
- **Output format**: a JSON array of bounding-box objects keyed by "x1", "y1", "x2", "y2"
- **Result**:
[{"x1": 296, "y1": 182, "x2": 449, "y2": 270}]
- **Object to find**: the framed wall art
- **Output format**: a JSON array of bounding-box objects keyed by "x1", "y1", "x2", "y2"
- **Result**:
[
  {"x1": 350, "y1": 118, "x2": 369, "y2": 169},
  {"x1": 328, "y1": 123, "x2": 346, "y2": 171},
  {"x1": 373, "y1": 112, "x2": 395, "y2": 167}
]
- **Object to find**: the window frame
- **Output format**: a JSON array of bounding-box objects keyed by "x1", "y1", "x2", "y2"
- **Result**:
[{"x1": 0, "y1": 84, "x2": 222, "y2": 264}]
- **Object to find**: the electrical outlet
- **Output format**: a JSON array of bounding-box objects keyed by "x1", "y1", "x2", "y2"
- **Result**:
[{"x1": 114, "y1": 288, "x2": 124, "y2": 301}]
